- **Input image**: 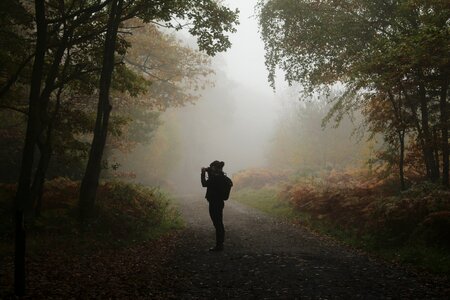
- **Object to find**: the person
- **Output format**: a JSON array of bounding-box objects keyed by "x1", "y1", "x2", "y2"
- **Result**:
[{"x1": 201, "y1": 160, "x2": 228, "y2": 252}]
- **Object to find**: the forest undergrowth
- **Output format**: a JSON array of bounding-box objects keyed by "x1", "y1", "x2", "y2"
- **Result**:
[
  {"x1": 232, "y1": 168, "x2": 450, "y2": 275},
  {"x1": 0, "y1": 179, "x2": 182, "y2": 297},
  {"x1": 0, "y1": 178, "x2": 182, "y2": 256}
]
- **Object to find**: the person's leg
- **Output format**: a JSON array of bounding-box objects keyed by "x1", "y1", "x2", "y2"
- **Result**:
[
  {"x1": 209, "y1": 201, "x2": 225, "y2": 250},
  {"x1": 215, "y1": 201, "x2": 225, "y2": 246}
]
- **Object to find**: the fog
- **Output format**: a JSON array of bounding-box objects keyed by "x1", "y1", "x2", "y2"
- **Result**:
[
  {"x1": 115, "y1": 0, "x2": 362, "y2": 195},
  {"x1": 164, "y1": 0, "x2": 283, "y2": 194}
]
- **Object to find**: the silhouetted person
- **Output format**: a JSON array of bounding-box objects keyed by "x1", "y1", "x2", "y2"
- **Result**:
[{"x1": 201, "y1": 160, "x2": 230, "y2": 252}]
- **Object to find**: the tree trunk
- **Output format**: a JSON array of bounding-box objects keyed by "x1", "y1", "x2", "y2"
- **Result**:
[
  {"x1": 386, "y1": 89, "x2": 406, "y2": 190},
  {"x1": 399, "y1": 130, "x2": 406, "y2": 190},
  {"x1": 432, "y1": 126, "x2": 440, "y2": 177},
  {"x1": 79, "y1": 0, "x2": 123, "y2": 221},
  {"x1": 14, "y1": 211, "x2": 25, "y2": 296},
  {"x1": 401, "y1": 84, "x2": 431, "y2": 178},
  {"x1": 417, "y1": 73, "x2": 439, "y2": 181},
  {"x1": 31, "y1": 138, "x2": 52, "y2": 218},
  {"x1": 440, "y1": 75, "x2": 449, "y2": 187},
  {"x1": 31, "y1": 80, "x2": 65, "y2": 217},
  {"x1": 14, "y1": 0, "x2": 47, "y2": 296}
]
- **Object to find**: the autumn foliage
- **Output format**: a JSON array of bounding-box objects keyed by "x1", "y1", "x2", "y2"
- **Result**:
[
  {"x1": 280, "y1": 170, "x2": 450, "y2": 249},
  {"x1": 233, "y1": 166, "x2": 450, "y2": 273}
]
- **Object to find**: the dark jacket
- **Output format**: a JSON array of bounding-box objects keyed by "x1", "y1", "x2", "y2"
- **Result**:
[{"x1": 201, "y1": 171, "x2": 226, "y2": 201}]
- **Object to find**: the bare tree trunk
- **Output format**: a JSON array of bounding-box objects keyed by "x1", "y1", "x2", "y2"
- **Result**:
[
  {"x1": 79, "y1": 0, "x2": 123, "y2": 221},
  {"x1": 440, "y1": 75, "x2": 449, "y2": 187},
  {"x1": 14, "y1": 0, "x2": 47, "y2": 296}
]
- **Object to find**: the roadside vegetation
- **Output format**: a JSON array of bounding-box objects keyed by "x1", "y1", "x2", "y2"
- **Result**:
[
  {"x1": 0, "y1": 180, "x2": 183, "y2": 299},
  {"x1": 0, "y1": 179, "x2": 182, "y2": 256},
  {"x1": 232, "y1": 168, "x2": 450, "y2": 275}
]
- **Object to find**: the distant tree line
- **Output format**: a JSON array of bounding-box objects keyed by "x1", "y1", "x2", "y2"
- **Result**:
[
  {"x1": 258, "y1": 0, "x2": 449, "y2": 189},
  {"x1": 0, "y1": 0, "x2": 238, "y2": 296},
  {"x1": 268, "y1": 91, "x2": 370, "y2": 172}
]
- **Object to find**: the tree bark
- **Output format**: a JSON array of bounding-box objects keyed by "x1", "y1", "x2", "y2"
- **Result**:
[
  {"x1": 31, "y1": 105, "x2": 58, "y2": 217},
  {"x1": 14, "y1": 211, "x2": 25, "y2": 296},
  {"x1": 31, "y1": 34, "x2": 71, "y2": 216},
  {"x1": 399, "y1": 130, "x2": 406, "y2": 191},
  {"x1": 14, "y1": 0, "x2": 47, "y2": 296},
  {"x1": 417, "y1": 71, "x2": 440, "y2": 181},
  {"x1": 400, "y1": 83, "x2": 431, "y2": 178},
  {"x1": 79, "y1": 0, "x2": 123, "y2": 221},
  {"x1": 387, "y1": 89, "x2": 406, "y2": 190},
  {"x1": 432, "y1": 126, "x2": 440, "y2": 177},
  {"x1": 440, "y1": 75, "x2": 449, "y2": 187}
]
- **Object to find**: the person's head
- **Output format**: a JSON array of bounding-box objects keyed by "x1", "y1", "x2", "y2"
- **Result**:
[{"x1": 209, "y1": 160, "x2": 225, "y2": 173}]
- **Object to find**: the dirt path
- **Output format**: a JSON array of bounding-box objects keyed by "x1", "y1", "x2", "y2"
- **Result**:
[{"x1": 166, "y1": 195, "x2": 449, "y2": 299}]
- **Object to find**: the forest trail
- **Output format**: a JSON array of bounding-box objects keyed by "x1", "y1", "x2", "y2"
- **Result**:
[
  {"x1": 1, "y1": 194, "x2": 449, "y2": 298},
  {"x1": 167, "y1": 195, "x2": 449, "y2": 299}
]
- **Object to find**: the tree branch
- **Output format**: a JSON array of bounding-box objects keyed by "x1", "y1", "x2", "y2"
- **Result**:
[
  {"x1": 46, "y1": 0, "x2": 113, "y2": 25},
  {"x1": 0, "y1": 105, "x2": 28, "y2": 115},
  {"x1": 0, "y1": 54, "x2": 35, "y2": 99}
]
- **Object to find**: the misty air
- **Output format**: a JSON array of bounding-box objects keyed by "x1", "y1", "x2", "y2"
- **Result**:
[{"x1": 1, "y1": 0, "x2": 449, "y2": 298}]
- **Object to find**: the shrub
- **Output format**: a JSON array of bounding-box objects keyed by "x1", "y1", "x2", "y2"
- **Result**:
[
  {"x1": 281, "y1": 173, "x2": 450, "y2": 249},
  {"x1": 0, "y1": 178, "x2": 180, "y2": 245},
  {"x1": 93, "y1": 181, "x2": 178, "y2": 240},
  {"x1": 233, "y1": 167, "x2": 450, "y2": 273},
  {"x1": 413, "y1": 211, "x2": 450, "y2": 248}
]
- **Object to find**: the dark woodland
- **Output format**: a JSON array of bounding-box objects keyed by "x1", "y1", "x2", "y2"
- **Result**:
[{"x1": 0, "y1": 0, "x2": 448, "y2": 298}]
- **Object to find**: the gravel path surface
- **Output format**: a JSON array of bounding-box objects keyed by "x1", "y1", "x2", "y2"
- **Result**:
[{"x1": 167, "y1": 195, "x2": 449, "y2": 299}]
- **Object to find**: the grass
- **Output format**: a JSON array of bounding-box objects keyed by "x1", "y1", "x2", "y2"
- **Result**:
[
  {"x1": 233, "y1": 186, "x2": 450, "y2": 275},
  {"x1": 233, "y1": 187, "x2": 296, "y2": 219}
]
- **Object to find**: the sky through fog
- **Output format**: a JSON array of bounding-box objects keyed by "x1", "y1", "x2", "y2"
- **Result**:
[{"x1": 165, "y1": 0, "x2": 285, "y2": 193}]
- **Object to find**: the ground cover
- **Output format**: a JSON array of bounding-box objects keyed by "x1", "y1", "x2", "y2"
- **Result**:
[
  {"x1": 232, "y1": 169, "x2": 450, "y2": 275},
  {"x1": 0, "y1": 178, "x2": 182, "y2": 298}
]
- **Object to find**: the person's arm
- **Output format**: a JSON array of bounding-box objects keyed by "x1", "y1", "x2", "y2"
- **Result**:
[{"x1": 201, "y1": 169, "x2": 208, "y2": 187}]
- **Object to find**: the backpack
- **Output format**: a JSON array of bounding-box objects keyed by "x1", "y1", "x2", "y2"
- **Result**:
[{"x1": 220, "y1": 175, "x2": 233, "y2": 200}]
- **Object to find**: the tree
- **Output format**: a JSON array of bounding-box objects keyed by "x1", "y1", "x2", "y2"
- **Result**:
[
  {"x1": 0, "y1": 0, "x2": 33, "y2": 101},
  {"x1": 258, "y1": 0, "x2": 449, "y2": 186},
  {"x1": 102, "y1": 20, "x2": 214, "y2": 180},
  {"x1": 124, "y1": 19, "x2": 214, "y2": 110},
  {"x1": 13, "y1": 0, "x2": 48, "y2": 294},
  {"x1": 79, "y1": 0, "x2": 125, "y2": 220},
  {"x1": 4, "y1": 0, "x2": 237, "y2": 294},
  {"x1": 362, "y1": 89, "x2": 410, "y2": 190},
  {"x1": 78, "y1": 0, "x2": 238, "y2": 220}
]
